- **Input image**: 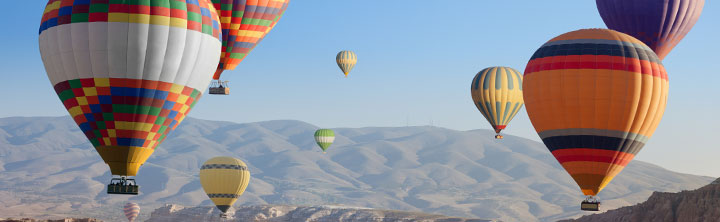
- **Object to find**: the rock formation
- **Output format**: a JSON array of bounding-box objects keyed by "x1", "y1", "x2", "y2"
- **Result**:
[
  {"x1": 146, "y1": 204, "x2": 494, "y2": 222},
  {"x1": 0, "y1": 219, "x2": 101, "y2": 222},
  {"x1": 566, "y1": 178, "x2": 720, "y2": 222}
]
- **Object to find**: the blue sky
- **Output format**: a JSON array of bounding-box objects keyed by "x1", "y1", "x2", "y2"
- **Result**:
[{"x1": 1, "y1": 1, "x2": 718, "y2": 177}]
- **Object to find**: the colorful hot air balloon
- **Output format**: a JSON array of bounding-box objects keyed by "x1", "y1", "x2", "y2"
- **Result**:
[
  {"x1": 336, "y1": 51, "x2": 357, "y2": 77},
  {"x1": 596, "y1": 0, "x2": 705, "y2": 60},
  {"x1": 39, "y1": 0, "x2": 222, "y2": 194},
  {"x1": 209, "y1": 0, "x2": 291, "y2": 94},
  {"x1": 123, "y1": 202, "x2": 140, "y2": 222},
  {"x1": 200, "y1": 156, "x2": 251, "y2": 218},
  {"x1": 470, "y1": 67, "x2": 524, "y2": 139},
  {"x1": 314, "y1": 129, "x2": 335, "y2": 153},
  {"x1": 523, "y1": 29, "x2": 668, "y2": 211}
]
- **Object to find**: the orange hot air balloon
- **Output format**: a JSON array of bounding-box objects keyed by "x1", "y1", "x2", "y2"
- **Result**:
[{"x1": 523, "y1": 29, "x2": 669, "y2": 211}]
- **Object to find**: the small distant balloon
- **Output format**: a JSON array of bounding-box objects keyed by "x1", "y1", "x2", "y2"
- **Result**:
[
  {"x1": 123, "y1": 203, "x2": 139, "y2": 222},
  {"x1": 336, "y1": 51, "x2": 357, "y2": 77},
  {"x1": 314, "y1": 129, "x2": 335, "y2": 153}
]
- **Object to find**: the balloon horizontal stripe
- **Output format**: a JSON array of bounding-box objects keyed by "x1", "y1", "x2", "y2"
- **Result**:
[
  {"x1": 39, "y1": 0, "x2": 221, "y2": 39},
  {"x1": 207, "y1": 193, "x2": 242, "y2": 198},
  {"x1": 538, "y1": 128, "x2": 650, "y2": 143},
  {"x1": 201, "y1": 164, "x2": 248, "y2": 170},
  {"x1": 540, "y1": 38, "x2": 653, "y2": 51},
  {"x1": 525, "y1": 56, "x2": 667, "y2": 80},
  {"x1": 542, "y1": 135, "x2": 644, "y2": 155},
  {"x1": 530, "y1": 43, "x2": 661, "y2": 63},
  {"x1": 52, "y1": 78, "x2": 201, "y2": 149},
  {"x1": 552, "y1": 149, "x2": 635, "y2": 166}
]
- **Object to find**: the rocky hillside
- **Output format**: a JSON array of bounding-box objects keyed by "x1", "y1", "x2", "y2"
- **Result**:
[
  {"x1": 0, "y1": 116, "x2": 713, "y2": 221},
  {"x1": 0, "y1": 219, "x2": 101, "y2": 222},
  {"x1": 566, "y1": 178, "x2": 720, "y2": 222},
  {"x1": 146, "y1": 204, "x2": 493, "y2": 222}
]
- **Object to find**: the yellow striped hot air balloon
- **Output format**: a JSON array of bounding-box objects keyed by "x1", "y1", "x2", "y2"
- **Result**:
[
  {"x1": 523, "y1": 29, "x2": 669, "y2": 211},
  {"x1": 336, "y1": 50, "x2": 357, "y2": 77},
  {"x1": 199, "y1": 156, "x2": 251, "y2": 218},
  {"x1": 470, "y1": 67, "x2": 524, "y2": 139}
]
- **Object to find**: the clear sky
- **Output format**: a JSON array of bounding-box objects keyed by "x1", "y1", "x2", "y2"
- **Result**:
[{"x1": 1, "y1": 1, "x2": 718, "y2": 177}]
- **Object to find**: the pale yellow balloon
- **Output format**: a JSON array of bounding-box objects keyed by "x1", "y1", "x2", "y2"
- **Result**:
[{"x1": 199, "y1": 156, "x2": 251, "y2": 213}]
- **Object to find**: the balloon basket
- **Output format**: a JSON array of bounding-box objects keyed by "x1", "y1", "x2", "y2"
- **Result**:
[
  {"x1": 209, "y1": 80, "x2": 230, "y2": 95},
  {"x1": 495, "y1": 135, "x2": 503, "y2": 139},
  {"x1": 581, "y1": 196, "x2": 600, "y2": 211},
  {"x1": 107, "y1": 177, "x2": 139, "y2": 195}
]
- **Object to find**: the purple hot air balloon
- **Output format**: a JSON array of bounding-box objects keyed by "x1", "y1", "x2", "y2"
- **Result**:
[
  {"x1": 596, "y1": 0, "x2": 705, "y2": 60},
  {"x1": 123, "y1": 202, "x2": 140, "y2": 222}
]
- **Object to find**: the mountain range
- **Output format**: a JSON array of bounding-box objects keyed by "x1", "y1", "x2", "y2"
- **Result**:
[{"x1": 0, "y1": 116, "x2": 712, "y2": 221}]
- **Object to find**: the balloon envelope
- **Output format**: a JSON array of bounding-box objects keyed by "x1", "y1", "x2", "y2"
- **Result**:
[
  {"x1": 336, "y1": 51, "x2": 357, "y2": 77},
  {"x1": 123, "y1": 202, "x2": 139, "y2": 222},
  {"x1": 39, "y1": 0, "x2": 221, "y2": 176},
  {"x1": 596, "y1": 0, "x2": 705, "y2": 60},
  {"x1": 212, "y1": 0, "x2": 291, "y2": 79},
  {"x1": 199, "y1": 156, "x2": 251, "y2": 213},
  {"x1": 470, "y1": 67, "x2": 524, "y2": 136},
  {"x1": 523, "y1": 29, "x2": 669, "y2": 196},
  {"x1": 314, "y1": 129, "x2": 335, "y2": 152}
]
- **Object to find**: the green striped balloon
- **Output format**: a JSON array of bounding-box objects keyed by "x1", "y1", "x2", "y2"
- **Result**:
[
  {"x1": 336, "y1": 51, "x2": 357, "y2": 77},
  {"x1": 314, "y1": 129, "x2": 335, "y2": 153}
]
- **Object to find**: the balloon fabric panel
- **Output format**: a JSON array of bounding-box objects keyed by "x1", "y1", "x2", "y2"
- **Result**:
[{"x1": 523, "y1": 29, "x2": 668, "y2": 196}]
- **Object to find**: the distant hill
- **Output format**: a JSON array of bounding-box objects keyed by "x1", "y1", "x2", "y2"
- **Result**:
[
  {"x1": 0, "y1": 116, "x2": 712, "y2": 221},
  {"x1": 146, "y1": 204, "x2": 494, "y2": 222},
  {"x1": 564, "y1": 178, "x2": 720, "y2": 222}
]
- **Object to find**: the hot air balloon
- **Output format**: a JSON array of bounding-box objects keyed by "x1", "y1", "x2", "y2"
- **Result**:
[
  {"x1": 208, "y1": 0, "x2": 291, "y2": 95},
  {"x1": 523, "y1": 29, "x2": 668, "y2": 211},
  {"x1": 123, "y1": 202, "x2": 140, "y2": 222},
  {"x1": 336, "y1": 51, "x2": 357, "y2": 77},
  {"x1": 200, "y1": 156, "x2": 251, "y2": 218},
  {"x1": 314, "y1": 129, "x2": 335, "y2": 153},
  {"x1": 596, "y1": 0, "x2": 705, "y2": 60},
  {"x1": 39, "y1": 0, "x2": 222, "y2": 195},
  {"x1": 470, "y1": 67, "x2": 524, "y2": 139}
]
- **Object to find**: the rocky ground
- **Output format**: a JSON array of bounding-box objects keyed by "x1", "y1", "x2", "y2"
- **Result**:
[
  {"x1": 0, "y1": 219, "x2": 100, "y2": 222},
  {"x1": 564, "y1": 178, "x2": 720, "y2": 222},
  {"x1": 145, "y1": 204, "x2": 495, "y2": 222}
]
